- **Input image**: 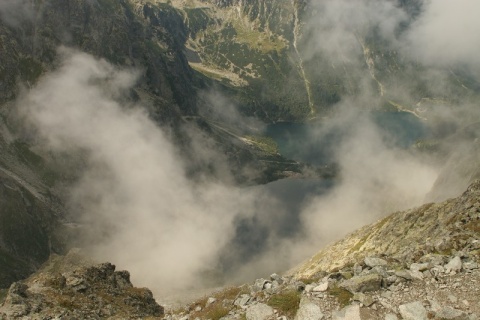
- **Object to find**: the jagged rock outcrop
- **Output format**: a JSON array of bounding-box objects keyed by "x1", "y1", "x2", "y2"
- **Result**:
[{"x1": 0, "y1": 257, "x2": 164, "y2": 319}]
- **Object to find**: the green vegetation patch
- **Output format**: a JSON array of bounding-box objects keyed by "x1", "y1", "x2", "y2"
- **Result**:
[
  {"x1": 215, "y1": 286, "x2": 248, "y2": 300},
  {"x1": 231, "y1": 20, "x2": 287, "y2": 54},
  {"x1": 244, "y1": 135, "x2": 279, "y2": 155},
  {"x1": 194, "y1": 304, "x2": 230, "y2": 320},
  {"x1": 297, "y1": 272, "x2": 326, "y2": 285},
  {"x1": 185, "y1": 286, "x2": 248, "y2": 320},
  {"x1": 327, "y1": 285, "x2": 353, "y2": 307},
  {"x1": 267, "y1": 289, "x2": 301, "y2": 318}
]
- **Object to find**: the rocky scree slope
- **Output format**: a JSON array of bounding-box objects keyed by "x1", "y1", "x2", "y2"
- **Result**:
[
  {"x1": 163, "y1": 180, "x2": 480, "y2": 320},
  {"x1": 292, "y1": 180, "x2": 480, "y2": 278},
  {"x1": 166, "y1": 251, "x2": 478, "y2": 320}
]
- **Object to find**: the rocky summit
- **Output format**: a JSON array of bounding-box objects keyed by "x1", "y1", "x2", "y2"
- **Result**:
[{"x1": 0, "y1": 254, "x2": 164, "y2": 319}]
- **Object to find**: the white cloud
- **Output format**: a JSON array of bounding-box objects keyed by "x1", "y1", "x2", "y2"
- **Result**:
[{"x1": 404, "y1": 0, "x2": 480, "y2": 70}]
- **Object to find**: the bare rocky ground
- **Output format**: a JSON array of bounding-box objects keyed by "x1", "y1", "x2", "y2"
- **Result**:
[
  {"x1": 166, "y1": 252, "x2": 479, "y2": 320},
  {"x1": 0, "y1": 252, "x2": 163, "y2": 319}
]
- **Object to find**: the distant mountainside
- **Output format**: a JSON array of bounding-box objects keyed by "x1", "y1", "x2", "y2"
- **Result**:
[{"x1": 155, "y1": 0, "x2": 479, "y2": 122}]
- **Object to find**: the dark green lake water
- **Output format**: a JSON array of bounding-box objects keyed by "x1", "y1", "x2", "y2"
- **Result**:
[
  {"x1": 226, "y1": 111, "x2": 427, "y2": 274},
  {"x1": 265, "y1": 111, "x2": 426, "y2": 165}
]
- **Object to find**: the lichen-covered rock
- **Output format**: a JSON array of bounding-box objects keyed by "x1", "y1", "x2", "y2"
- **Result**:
[
  {"x1": 399, "y1": 301, "x2": 428, "y2": 320},
  {"x1": 364, "y1": 257, "x2": 388, "y2": 268},
  {"x1": 332, "y1": 304, "x2": 362, "y2": 320},
  {"x1": 246, "y1": 303, "x2": 275, "y2": 320},
  {"x1": 445, "y1": 257, "x2": 463, "y2": 273},
  {"x1": 294, "y1": 298, "x2": 324, "y2": 320},
  {"x1": 339, "y1": 274, "x2": 382, "y2": 293},
  {"x1": 0, "y1": 262, "x2": 164, "y2": 319},
  {"x1": 435, "y1": 307, "x2": 470, "y2": 320}
]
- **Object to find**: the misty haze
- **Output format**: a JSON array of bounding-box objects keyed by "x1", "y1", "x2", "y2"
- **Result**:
[{"x1": 0, "y1": 0, "x2": 479, "y2": 318}]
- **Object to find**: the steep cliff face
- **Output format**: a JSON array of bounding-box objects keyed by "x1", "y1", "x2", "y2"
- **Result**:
[
  {"x1": 0, "y1": 0, "x2": 197, "y2": 117},
  {"x1": 0, "y1": 170, "x2": 63, "y2": 288},
  {"x1": 0, "y1": 119, "x2": 67, "y2": 288}
]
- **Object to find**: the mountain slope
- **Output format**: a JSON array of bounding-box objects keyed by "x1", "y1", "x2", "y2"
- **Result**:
[
  {"x1": 155, "y1": 0, "x2": 480, "y2": 122},
  {"x1": 0, "y1": 0, "x2": 197, "y2": 117},
  {"x1": 291, "y1": 180, "x2": 480, "y2": 279}
]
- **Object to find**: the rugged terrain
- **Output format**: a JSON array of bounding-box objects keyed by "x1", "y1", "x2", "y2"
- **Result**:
[
  {"x1": 0, "y1": 250, "x2": 164, "y2": 319},
  {"x1": 167, "y1": 179, "x2": 480, "y2": 320},
  {"x1": 169, "y1": 179, "x2": 479, "y2": 319}
]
